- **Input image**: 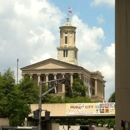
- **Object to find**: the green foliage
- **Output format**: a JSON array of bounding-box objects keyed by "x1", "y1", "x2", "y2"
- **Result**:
[
  {"x1": 63, "y1": 96, "x2": 91, "y2": 103},
  {"x1": 72, "y1": 77, "x2": 87, "y2": 97},
  {"x1": 0, "y1": 69, "x2": 38, "y2": 126},
  {"x1": 0, "y1": 68, "x2": 15, "y2": 117},
  {"x1": 108, "y1": 92, "x2": 115, "y2": 102},
  {"x1": 42, "y1": 95, "x2": 91, "y2": 103},
  {"x1": 19, "y1": 74, "x2": 39, "y2": 104},
  {"x1": 7, "y1": 86, "x2": 31, "y2": 126}
]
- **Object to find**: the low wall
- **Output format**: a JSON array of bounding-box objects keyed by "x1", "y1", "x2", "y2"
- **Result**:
[
  {"x1": 0, "y1": 118, "x2": 9, "y2": 126},
  {"x1": 59, "y1": 125, "x2": 109, "y2": 130}
]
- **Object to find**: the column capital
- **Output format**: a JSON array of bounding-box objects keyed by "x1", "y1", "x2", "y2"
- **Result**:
[
  {"x1": 45, "y1": 73, "x2": 49, "y2": 76},
  {"x1": 53, "y1": 73, "x2": 57, "y2": 75},
  {"x1": 37, "y1": 73, "x2": 41, "y2": 76},
  {"x1": 61, "y1": 73, "x2": 65, "y2": 78},
  {"x1": 70, "y1": 73, "x2": 73, "y2": 75},
  {"x1": 30, "y1": 73, "x2": 33, "y2": 76},
  {"x1": 78, "y1": 73, "x2": 82, "y2": 79}
]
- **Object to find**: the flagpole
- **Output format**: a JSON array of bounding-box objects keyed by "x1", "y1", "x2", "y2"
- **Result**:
[
  {"x1": 17, "y1": 58, "x2": 19, "y2": 84},
  {"x1": 68, "y1": 7, "x2": 72, "y2": 21}
]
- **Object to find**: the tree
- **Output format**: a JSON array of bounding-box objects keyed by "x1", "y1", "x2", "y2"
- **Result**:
[
  {"x1": 0, "y1": 68, "x2": 15, "y2": 117},
  {"x1": 108, "y1": 92, "x2": 115, "y2": 102},
  {"x1": 18, "y1": 74, "x2": 39, "y2": 104},
  {"x1": 72, "y1": 77, "x2": 87, "y2": 97},
  {"x1": 7, "y1": 86, "x2": 31, "y2": 126},
  {"x1": 0, "y1": 69, "x2": 36, "y2": 126},
  {"x1": 7, "y1": 73, "x2": 39, "y2": 126}
]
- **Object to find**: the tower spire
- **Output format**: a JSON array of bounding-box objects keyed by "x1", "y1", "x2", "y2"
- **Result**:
[{"x1": 66, "y1": 13, "x2": 70, "y2": 22}]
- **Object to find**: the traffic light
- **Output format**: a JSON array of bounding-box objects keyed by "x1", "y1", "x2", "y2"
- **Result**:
[
  {"x1": 32, "y1": 109, "x2": 39, "y2": 120},
  {"x1": 45, "y1": 111, "x2": 50, "y2": 120}
]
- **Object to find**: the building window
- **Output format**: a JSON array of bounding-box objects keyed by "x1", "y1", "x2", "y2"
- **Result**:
[
  {"x1": 65, "y1": 36, "x2": 67, "y2": 44},
  {"x1": 63, "y1": 50, "x2": 68, "y2": 57}
]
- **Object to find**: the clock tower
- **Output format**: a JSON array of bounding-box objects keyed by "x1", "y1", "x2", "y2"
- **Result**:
[{"x1": 57, "y1": 16, "x2": 78, "y2": 65}]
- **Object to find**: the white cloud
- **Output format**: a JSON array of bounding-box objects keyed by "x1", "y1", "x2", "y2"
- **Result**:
[
  {"x1": 71, "y1": 15, "x2": 105, "y2": 53},
  {"x1": 0, "y1": 0, "x2": 64, "y2": 87},
  {"x1": 91, "y1": 0, "x2": 115, "y2": 7},
  {"x1": 0, "y1": 0, "x2": 63, "y2": 69},
  {"x1": 104, "y1": 43, "x2": 115, "y2": 58},
  {"x1": 30, "y1": 53, "x2": 51, "y2": 64}
]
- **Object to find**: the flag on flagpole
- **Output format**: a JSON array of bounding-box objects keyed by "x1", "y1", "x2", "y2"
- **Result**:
[{"x1": 68, "y1": 7, "x2": 72, "y2": 13}]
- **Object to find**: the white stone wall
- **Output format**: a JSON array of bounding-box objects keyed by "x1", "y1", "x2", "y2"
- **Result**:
[
  {"x1": 0, "y1": 118, "x2": 9, "y2": 126},
  {"x1": 58, "y1": 50, "x2": 77, "y2": 65}
]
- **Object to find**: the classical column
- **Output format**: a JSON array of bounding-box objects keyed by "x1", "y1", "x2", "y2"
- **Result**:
[
  {"x1": 53, "y1": 73, "x2": 57, "y2": 93},
  {"x1": 45, "y1": 73, "x2": 49, "y2": 86},
  {"x1": 70, "y1": 73, "x2": 73, "y2": 87},
  {"x1": 102, "y1": 83, "x2": 105, "y2": 100},
  {"x1": 88, "y1": 82, "x2": 91, "y2": 98},
  {"x1": 94, "y1": 78, "x2": 97, "y2": 96},
  {"x1": 30, "y1": 73, "x2": 33, "y2": 79},
  {"x1": 78, "y1": 73, "x2": 82, "y2": 79},
  {"x1": 37, "y1": 74, "x2": 41, "y2": 86},
  {"x1": 61, "y1": 73, "x2": 65, "y2": 93}
]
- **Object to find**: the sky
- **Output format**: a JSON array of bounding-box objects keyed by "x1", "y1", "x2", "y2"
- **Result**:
[{"x1": 0, "y1": 0, "x2": 115, "y2": 101}]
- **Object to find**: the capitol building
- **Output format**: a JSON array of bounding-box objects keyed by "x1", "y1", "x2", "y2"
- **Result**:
[{"x1": 21, "y1": 16, "x2": 105, "y2": 102}]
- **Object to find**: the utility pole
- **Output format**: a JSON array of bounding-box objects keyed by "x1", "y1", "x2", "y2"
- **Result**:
[
  {"x1": 17, "y1": 58, "x2": 19, "y2": 84},
  {"x1": 37, "y1": 78, "x2": 66, "y2": 130},
  {"x1": 38, "y1": 81, "x2": 42, "y2": 130}
]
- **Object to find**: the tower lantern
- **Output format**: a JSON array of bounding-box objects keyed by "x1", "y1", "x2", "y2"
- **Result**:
[{"x1": 57, "y1": 16, "x2": 78, "y2": 65}]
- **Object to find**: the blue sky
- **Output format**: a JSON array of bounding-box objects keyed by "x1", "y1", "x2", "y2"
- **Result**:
[
  {"x1": 51, "y1": 0, "x2": 115, "y2": 47},
  {"x1": 0, "y1": 0, "x2": 115, "y2": 101}
]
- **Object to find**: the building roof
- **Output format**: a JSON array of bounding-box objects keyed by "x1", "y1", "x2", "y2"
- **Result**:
[
  {"x1": 21, "y1": 58, "x2": 83, "y2": 71},
  {"x1": 21, "y1": 58, "x2": 104, "y2": 80}
]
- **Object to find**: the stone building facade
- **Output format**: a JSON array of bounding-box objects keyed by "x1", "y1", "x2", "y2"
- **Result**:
[{"x1": 21, "y1": 16, "x2": 105, "y2": 101}]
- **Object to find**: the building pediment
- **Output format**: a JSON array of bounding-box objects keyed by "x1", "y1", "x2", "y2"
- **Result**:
[{"x1": 21, "y1": 58, "x2": 82, "y2": 71}]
